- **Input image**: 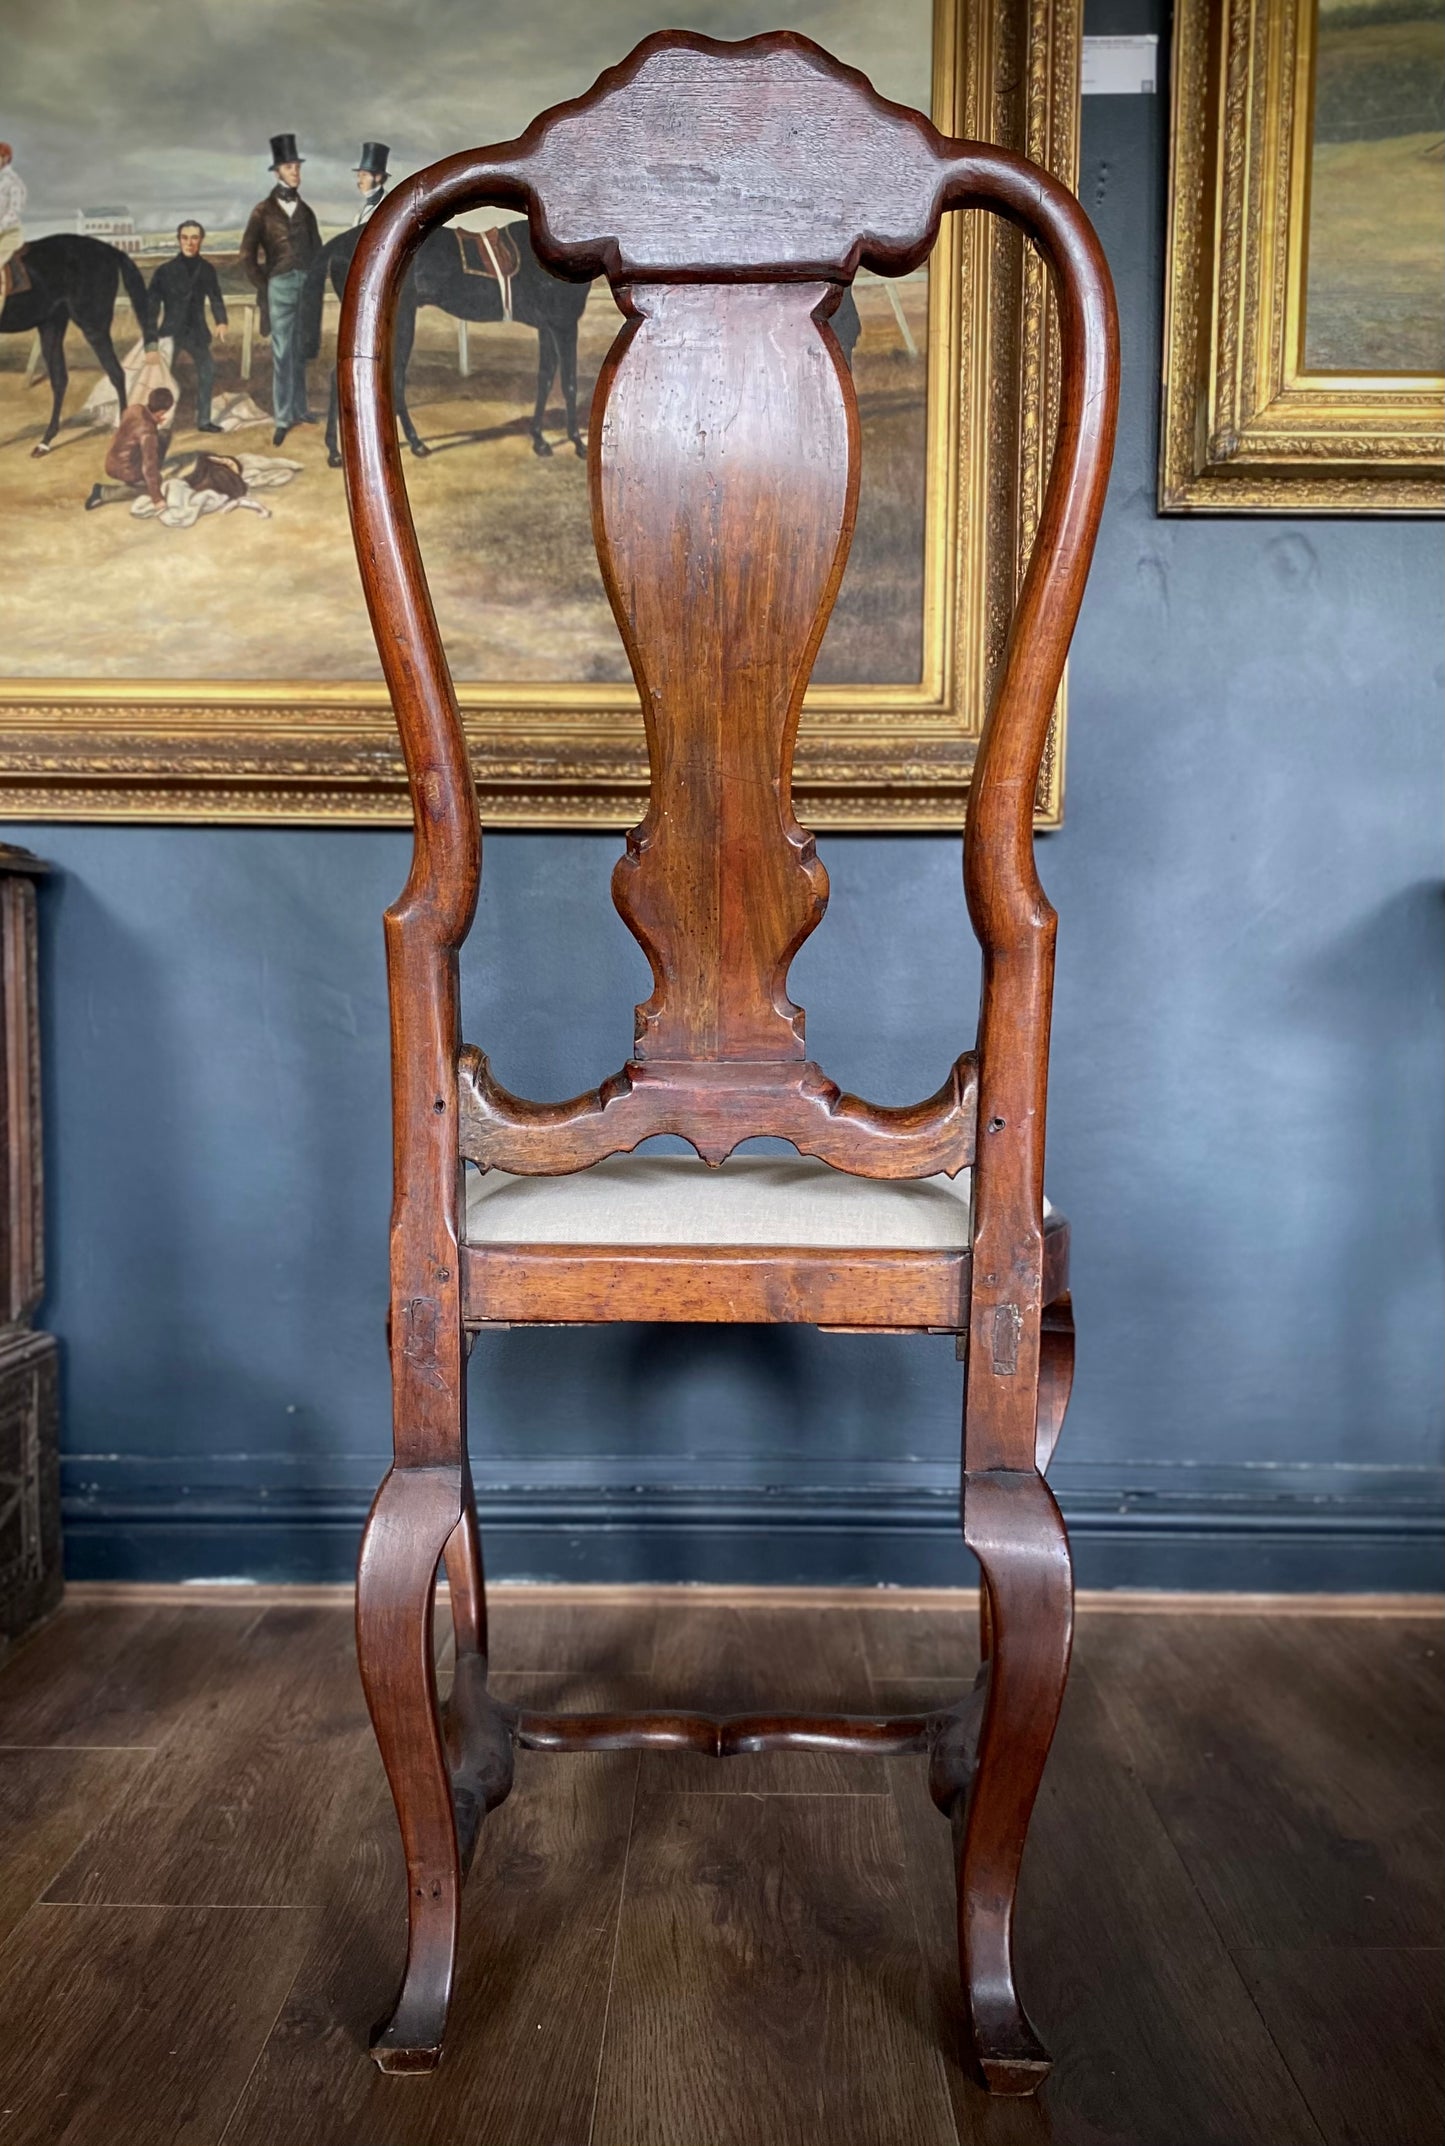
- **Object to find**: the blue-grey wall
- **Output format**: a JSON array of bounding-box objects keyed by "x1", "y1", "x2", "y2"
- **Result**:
[{"x1": 7, "y1": 0, "x2": 1443, "y2": 1590}]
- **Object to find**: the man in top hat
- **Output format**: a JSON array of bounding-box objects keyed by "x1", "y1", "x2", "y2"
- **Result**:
[
  {"x1": 353, "y1": 142, "x2": 390, "y2": 226},
  {"x1": 239, "y1": 132, "x2": 321, "y2": 445}
]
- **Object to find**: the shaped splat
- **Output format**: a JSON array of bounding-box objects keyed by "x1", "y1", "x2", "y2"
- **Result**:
[
  {"x1": 597, "y1": 279, "x2": 852, "y2": 1066},
  {"x1": 457, "y1": 253, "x2": 982, "y2": 1179}
]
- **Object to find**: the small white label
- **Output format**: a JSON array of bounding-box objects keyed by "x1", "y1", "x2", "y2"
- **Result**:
[{"x1": 1081, "y1": 34, "x2": 1159, "y2": 94}]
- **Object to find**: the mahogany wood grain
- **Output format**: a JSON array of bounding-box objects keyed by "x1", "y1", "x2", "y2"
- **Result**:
[
  {"x1": 955, "y1": 1469, "x2": 1074, "y2": 2090},
  {"x1": 340, "y1": 33, "x2": 1113, "y2": 1208},
  {"x1": 441, "y1": 1455, "x2": 487, "y2": 1661},
  {"x1": 442, "y1": 1652, "x2": 514, "y2": 1874},
  {"x1": 927, "y1": 1672, "x2": 989, "y2": 1821},
  {"x1": 459, "y1": 1046, "x2": 978, "y2": 1177},
  {"x1": 464, "y1": 1212, "x2": 1069, "y2": 1330},
  {"x1": 339, "y1": 24, "x2": 1117, "y2": 2089},
  {"x1": 354, "y1": 1467, "x2": 470, "y2": 2071},
  {"x1": 1035, "y1": 1290, "x2": 1075, "y2": 1471},
  {"x1": 599, "y1": 278, "x2": 850, "y2": 1067},
  {"x1": 510, "y1": 1704, "x2": 943, "y2": 1757},
  {"x1": 467, "y1": 1242, "x2": 971, "y2": 1329}
]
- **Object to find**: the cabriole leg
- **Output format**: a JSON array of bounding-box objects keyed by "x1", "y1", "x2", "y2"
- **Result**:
[
  {"x1": 440, "y1": 1458, "x2": 514, "y2": 1853},
  {"x1": 355, "y1": 1463, "x2": 465, "y2": 2073},
  {"x1": 443, "y1": 1456, "x2": 487, "y2": 1663},
  {"x1": 1035, "y1": 1293, "x2": 1075, "y2": 1473},
  {"x1": 956, "y1": 1467, "x2": 1073, "y2": 2093}
]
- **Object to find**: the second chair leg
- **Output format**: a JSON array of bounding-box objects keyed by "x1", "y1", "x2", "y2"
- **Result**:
[
  {"x1": 440, "y1": 1460, "x2": 514, "y2": 1852},
  {"x1": 356, "y1": 1463, "x2": 467, "y2": 2073},
  {"x1": 443, "y1": 1457, "x2": 488, "y2": 1663},
  {"x1": 956, "y1": 1467, "x2": 1073, "y2": 2093}
]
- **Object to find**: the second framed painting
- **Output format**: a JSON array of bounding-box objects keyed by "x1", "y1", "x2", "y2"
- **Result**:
[
  {"x1": 0, "y1": 0, "x2": 1081, "y2": 826},
  {"x1": 1162, "y1": 0, "x2": 1445, "y2": 512}
]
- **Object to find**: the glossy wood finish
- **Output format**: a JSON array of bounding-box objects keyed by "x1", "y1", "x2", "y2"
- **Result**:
[
  {"x1": 958, "y1": 1471, "x2": 1074, "y2": 2087},
  {"x1": 1, "y1": 1595, "x2": 1439, "y2": 2146},
  {"x1": 458, "y1": 1045, "x2": 979, "y2": 1178},
  {"x1": 510, "y1": 1704, "x2": 944, "y2": 1757},
  {"x1": 469, "y1": 1244, "x2": 969, "y2": 1329},
  {"x1": 601, "y1": 279, "x2": 849, "y2": 1067},
  {"x1": 1035, "y1": 1291, "x2": 1075, "y2": 1471},
  {"x1": 463, "y1": 1214, "x2": 1069, "y2": 1332},
  {"x1": 355, "y1": 1466, "x2": 515, "y2": 2072},
  {"x1": 338, "y1": 27, "x2": 1118, "y2": 2092}
]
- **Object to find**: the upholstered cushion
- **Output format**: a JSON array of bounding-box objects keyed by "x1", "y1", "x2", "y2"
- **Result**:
[{"x1": 464, "y1": 1154, "x2": 976, "y2": 1250}]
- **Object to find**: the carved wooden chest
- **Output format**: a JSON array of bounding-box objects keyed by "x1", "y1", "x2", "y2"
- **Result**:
[{"x1": 0, "y1": 846, "x2": 61, "y2": 1652}]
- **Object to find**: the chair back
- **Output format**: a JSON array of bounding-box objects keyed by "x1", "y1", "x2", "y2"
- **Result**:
[{"x1": 338, "y1": 31, "x2": 1117, "y2": 1464}]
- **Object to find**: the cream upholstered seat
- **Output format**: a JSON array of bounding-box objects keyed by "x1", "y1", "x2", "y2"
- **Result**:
[{"x1": 464, "y1": 1154, "x2": 978, "y2": 1250}]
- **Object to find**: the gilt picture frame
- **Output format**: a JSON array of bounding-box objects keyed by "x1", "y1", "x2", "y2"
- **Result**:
[
  {"x1": 0, "y1": 0, "x2": 1081, "y2": 826},
  {"x1": 1161, "y1": 0, "x2": 1445, "y2": 513}
]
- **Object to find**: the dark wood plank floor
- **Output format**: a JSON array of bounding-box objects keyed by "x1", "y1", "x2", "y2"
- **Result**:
[{"x1": 0, "y1": 1590, "x2": 1439, "y2": 2146}]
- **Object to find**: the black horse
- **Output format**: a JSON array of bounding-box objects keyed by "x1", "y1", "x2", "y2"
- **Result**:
[
  {"x1": 301, "y1": 219, "x2": 592, "y2": 467},
  {"x1": 0, "y1": 235, "x2": 153, "y2": 455},
  {"x1": 301, "y1": 223, "x2": 863, "y2": 470}
]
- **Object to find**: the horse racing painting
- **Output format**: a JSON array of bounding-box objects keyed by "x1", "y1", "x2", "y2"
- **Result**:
[{"x1": 0, "y1": 0, "x2": 1082, "y2": 824}]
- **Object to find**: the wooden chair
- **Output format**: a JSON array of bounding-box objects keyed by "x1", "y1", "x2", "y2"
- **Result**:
[{"x1": 338, "y1": 29, "x2": 1117, "y2": 2097}]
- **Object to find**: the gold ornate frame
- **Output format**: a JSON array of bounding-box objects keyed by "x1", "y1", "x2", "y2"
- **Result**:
[
  {"x1": 1161, "y1": 0, "x2": 1445, "y2": 513},
  {"x1": 0, "y1": 0, "x2": 1081, "y2": 826}
]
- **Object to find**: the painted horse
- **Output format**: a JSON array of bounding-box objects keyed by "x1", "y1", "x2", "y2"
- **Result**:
[
  {"x1": 0, "y1": 235, "x2": 154, "y2": 454},
  {"x1": 300, "y1": 218, "x2": 592, "y2": 466},
  {"x1": 302, "y1": 219, "x2": 864, "y2": 468}
]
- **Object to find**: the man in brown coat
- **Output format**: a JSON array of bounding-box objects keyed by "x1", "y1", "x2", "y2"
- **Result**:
[
  {"x1": 85, "y1": 388, "x2": 175, "y2": 510},
  {"x1": 238, "y1": 132, "x2": 321, "y2": 444}
]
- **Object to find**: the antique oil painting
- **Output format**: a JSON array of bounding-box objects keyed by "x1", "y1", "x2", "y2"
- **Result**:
[
  {"x1": 1161, "y1": 0, "x2": 1445, "y2": 511},
  {"x1": 2, "y1": 0, "x2": 930, "y2": 688},
  {"x1": 1303, "y1": 0, "x2": 1445, "y2": 375},
  {"x1": 0, "y1": 0, "x2": 1079, "y2": 818}
]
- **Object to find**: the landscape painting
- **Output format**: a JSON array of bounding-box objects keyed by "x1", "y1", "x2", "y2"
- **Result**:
[
  {"x1": 0, "y1": 0, "x2": 1082, "y2": 822},
  {"x1": 1, "y1": 0, "x2": 931, "y2": 690},
  {"x1": 1303, "y1": 0, "x2": 1445, "y2": 374},
  {"x1": 1160, "y1": 0, "x2": 1443, "y2": 512}
]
